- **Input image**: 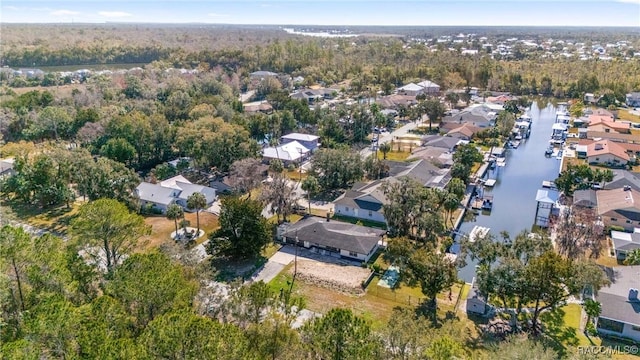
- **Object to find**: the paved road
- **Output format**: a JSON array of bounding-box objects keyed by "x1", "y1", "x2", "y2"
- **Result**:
[{"x1": 359, "y1": 119, "x2": 423, "y2": 158}]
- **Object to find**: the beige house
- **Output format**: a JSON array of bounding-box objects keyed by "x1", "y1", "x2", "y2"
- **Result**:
[
  {"x1": 586, "y1": 139, "x2": 630, "y2": 167},
  {"x1": 596, "y1": 187, "x2": 640, "y2": 231}
]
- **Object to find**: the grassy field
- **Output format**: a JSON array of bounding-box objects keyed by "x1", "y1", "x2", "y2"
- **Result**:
[
  {"x1": 141, "y1": 211, "x2": 219, "y2": 250},
  {"x1": 1, "y1": 198, "x2": 84, "y2": 234},
  {"x1": 381, "y1": 150, "x2": 411, "y2": 161},
  {"x1": 617, "y1": 109, "x2": 640, "y2": 123},
  {"x1": 332, "y1": 214, "x2": 387, "y2": 229}
]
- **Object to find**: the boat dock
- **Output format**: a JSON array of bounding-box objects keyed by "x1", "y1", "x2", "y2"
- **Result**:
[{"x1": 541, "y1": 180, "x2": 557, "y2": 189}]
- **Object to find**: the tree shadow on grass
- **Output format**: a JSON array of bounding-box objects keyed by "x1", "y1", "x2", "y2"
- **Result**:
[
  {"x1": 211, "y1": 254, "x2": 267, "y2": 282},
  {"x1": 539, "y1": 308, "x2": 579, "y2": 358},
  {"x1": 3, "y1": 199, "x2": 78, "y2": 235}
]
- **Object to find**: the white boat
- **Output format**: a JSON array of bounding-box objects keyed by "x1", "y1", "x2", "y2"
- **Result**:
[
  {"x1": 484, "y1": 179, "x2": 497, "y2": 187},
  {"x1": 468, "y1": 226, "x2": 490, "y2": 242},
  {"x1": 542, "y1": 180, "x2": 556, "y2": 189}
]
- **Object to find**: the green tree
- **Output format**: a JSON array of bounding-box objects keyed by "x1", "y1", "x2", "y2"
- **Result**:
[
  {"x1": 187, "y1": 192, "x2": 207, "y2": 234},
  {"x1": 99, "y1": 137, "x2": 137, "y2": 166},
  {"x1": 422, "y1": 98, "x2": 446, "y2": 133},
  {"x1": 142, "y1": 310, "x2": 248, "y2": 360},
  {"x1": 424, "y1": 336, "x2": 465, "y2": 360},
  {"x1": 207, "y1": 196, "x2": 271, "y2": 260},
  {"x1": 108, "y1": 251, "x2": 198, "y2": 330},
  {"x1": 166, "y1": 203, "x2": 184, "y2": 239},
  {"x1": 0, "y1": 226, "x2": 30, "y2": 312},
  {"x1": 554, "y1": 163, "x2": 595, "y2": 196},
  {"x1": 301, "y1": 308, "x2": 381, "y2": 360},
  {"x1": 489, "y1": 335, "x2": 558, "y2": 360},
  {"x1": 583, "y1": 298, "x2": 602, "y2": 327},
  {"x1": 379, "y1": 142, "x2": 391, "y2": 160},
  {"x1": 301, "y1": 175, "x2": 320, "y2": 214},
  {"x1": 624, "y1": 248, "x2": 640, "y2": 265},
  {"x1": 406, "y1": 248, "x2": 457, "y2": 314},
  {"x1": 69, "y1": 198, "x2": 150, "y2": 274},
  {"x1": 310, "y1": 148, "x2": 364, "y2": 192}
]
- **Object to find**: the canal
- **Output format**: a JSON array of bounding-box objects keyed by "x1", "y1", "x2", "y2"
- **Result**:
[{"x1": 456, "y1": 101, "x2": 560, "y2": 283}]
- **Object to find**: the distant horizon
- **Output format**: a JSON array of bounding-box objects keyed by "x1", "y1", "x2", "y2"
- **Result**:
[
  {"x1": 2, "y1": 1, "x2": 639, "y2": 27},
  {"x1": 3, "y1": 22, "x2": 639, "y2": 29}
]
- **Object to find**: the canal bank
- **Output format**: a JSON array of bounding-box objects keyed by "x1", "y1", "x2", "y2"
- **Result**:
[{"x1": 455, "y1": 102, "x2": 561, "y2": 283}]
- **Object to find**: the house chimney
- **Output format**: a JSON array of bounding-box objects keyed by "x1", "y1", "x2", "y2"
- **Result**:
[
  {"x1": 624, "y1": 185, "x2": 631, "y2": 191},
  {"x1": 326, "y1": 212, "x2": 330, "y2": 222},
  {"x1": 629, "y1": 288, "x2": 638, "y2": 301}
]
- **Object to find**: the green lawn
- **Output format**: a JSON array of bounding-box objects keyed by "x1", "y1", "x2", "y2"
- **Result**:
[
  {"x1": 331, "y1": 214, "x2": 387, "y2": 229},
  {"x1": 382, "y1": 150, "x2": 411, "y2": 161}
]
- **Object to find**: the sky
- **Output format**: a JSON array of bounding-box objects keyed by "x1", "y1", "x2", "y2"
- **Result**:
[{"x1": 1, "y1": 0, "x2": 639, "y2": 27}]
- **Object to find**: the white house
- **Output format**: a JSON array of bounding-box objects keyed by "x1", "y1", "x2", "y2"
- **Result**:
[
  {"x1": 136, "y1": 175, "x2": 216, "y2": 213},
  {"x1": 397, "y1": 83, "x2": 424, "y2": 97},
  {"x1": 280, "y1": 133, "x2": 320, "y2": 152},
  {"x1": 262, "y1": 141, "x2": 310, "y2": 165}
]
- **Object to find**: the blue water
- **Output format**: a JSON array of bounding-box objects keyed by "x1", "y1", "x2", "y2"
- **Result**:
[{"x1": 456, "y1": 102, "x2": 560, "y2": 283}]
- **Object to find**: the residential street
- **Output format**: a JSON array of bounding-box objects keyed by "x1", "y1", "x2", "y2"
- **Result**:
[{"x1": 359, "y1": 119, "x2": 423, "y2": 158}]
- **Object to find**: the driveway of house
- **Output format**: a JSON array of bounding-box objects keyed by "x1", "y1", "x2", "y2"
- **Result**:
[{"x1": 249, "y1": 250, "x2": 296, "y2": 283}]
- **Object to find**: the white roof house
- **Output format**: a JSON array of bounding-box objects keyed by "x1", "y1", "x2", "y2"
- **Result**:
[
  {"x1": 262, "y1": 141, "x2": 310, "y2": 163},
  {"x1": 136, "y1": 175, "x2": 216, "y2": 212},
  {"x1": 398, "y1": 83, "x2": 424, "y2": 92},
  {"x1": 281, "y1": 133, "x2": 320, "y2": 142}
]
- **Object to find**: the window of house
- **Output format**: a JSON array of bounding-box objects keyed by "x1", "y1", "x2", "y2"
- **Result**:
[
  {"x1": 611, "y1": 217, "x2": 618, "y2": 222},
  {"x1": 597, "y1": 318, "x2": 624, "y2": 333},
  {"x1": 349, "y1": 251, "x2": 358, "y2": 257},
  {"x1": 627, "y1": 220, "x2": 632, "y2": 224},
  {"x1": 632, "y1": 325, "x2": 640, "y2": 332},
  {"x1": 368, "y1": 211, "x2": 373, "y2": 217},
  {"x1": 345, "y1": 207, "x2": 349, "y2": 212}
]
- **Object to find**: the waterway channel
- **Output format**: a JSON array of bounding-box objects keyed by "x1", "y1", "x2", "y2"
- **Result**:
[{"x1": 456, "y1": 101, "x2": 560, "y2": 283}]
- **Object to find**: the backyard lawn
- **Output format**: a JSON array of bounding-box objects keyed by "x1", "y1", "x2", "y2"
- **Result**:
[
  {"x1": 1, "y1": 198, "x2": 84, "y2": 235},
  {"x1": 141, "y1": 211, "x2": 219, "y2": 250}
]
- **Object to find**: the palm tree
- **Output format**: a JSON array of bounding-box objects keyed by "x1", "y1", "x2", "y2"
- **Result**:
[
  {"x1": 583, "y1": 299, "x2": 601, "y2": 329},
  {"x1": 166, "y1": 204, "x2": 184, "y2": 240},
  {"x1": 187, "y1": 192, "x2": 207, "y2": 234},
  {"x1": 379, "y1": 143, "x2": 391, "y2": 160},
  {"x1": 301, "y1": 175, "x2": 319, "y2": 214}
]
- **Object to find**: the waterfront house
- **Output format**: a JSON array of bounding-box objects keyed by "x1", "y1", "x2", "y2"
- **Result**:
[
  {"x1": 261, "y1": 141, "x2": 310, "y2": 166},
  {"x1": 596, "y1": 266, "x2": 640, "y2": 342},
  {"x1": 466, "y1": 284, "x2": 490, "y2": 316},
  {"x1": 409, "y1": 146, "x2": 454, "y2": 167},
  {"x1": 441, "y1": 104, "x2": 497, "y2": 128},
  {"x1": 572, "y1": 189, "x2": 597, "y2": 208},
  {"x1": 280, "y1": 216, "x2": 385, "y2": 262},
  {"x1": 603, "y1": 170, "x2": 640, "y2": 192},
  {"x1": 587, "y1": 117, "x2": 630, "y2": 134},
  {"x1": 136, "y1": 175, "x2": 216, "y2": 214},
  {"x1": 422, "y1": 135, "x2": 462, "y2": 152},
  {"x1": 281, "y1": 133, "x2": 320, "y2": 152},
  {"x1": 586, "y1": 140, "x2": 630, "y2": 167},
  {"x1": 596, "y1": 187, "x2": 640, "y2": 231},
  {"x1": 387, "y1": 159, "x2": 452, "y2": 190},
  {"x1": 444, "y1": 123, "x2": 481, "y2": 141},
  {"x1": 610, "y1": 230, "x2": 640, "y2": 261}
]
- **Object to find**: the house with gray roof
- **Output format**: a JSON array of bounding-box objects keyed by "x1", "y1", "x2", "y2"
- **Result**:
[
  {"x1": 610, "y1": 229, "x2": 640, "y2": 261},
  {"x1": 280, "y1": 216, "x2": 385, "y2": 262},
  {"x1": 442, "y1": 104, "x2": 498, "y2": 128},
  {"x1": 596, "y1": 265, "x2": 640, "y2": 342},
  {"x1": 334, "y1": 159, "x2": 451, "y2": 224},
  {"x1": 422, "y1": 135, "x2": 463, "y2": 152},
  {"x1": 604, "y1": 170, "x2": 640, "y2": 192},
  {"x1": 334, "y1": 180, "x2": 388, "y2": 224},
  {"x1": 572, "y1": 189, "x2": 597, "y2": 208},
  {"x1": 136, "y1": 175, "x2": 216, "y2": 214}
]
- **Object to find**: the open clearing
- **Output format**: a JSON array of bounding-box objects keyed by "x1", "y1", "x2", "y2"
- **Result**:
[{"x1": 141, "y1": 211, "x2": 219, "y2": 250}]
